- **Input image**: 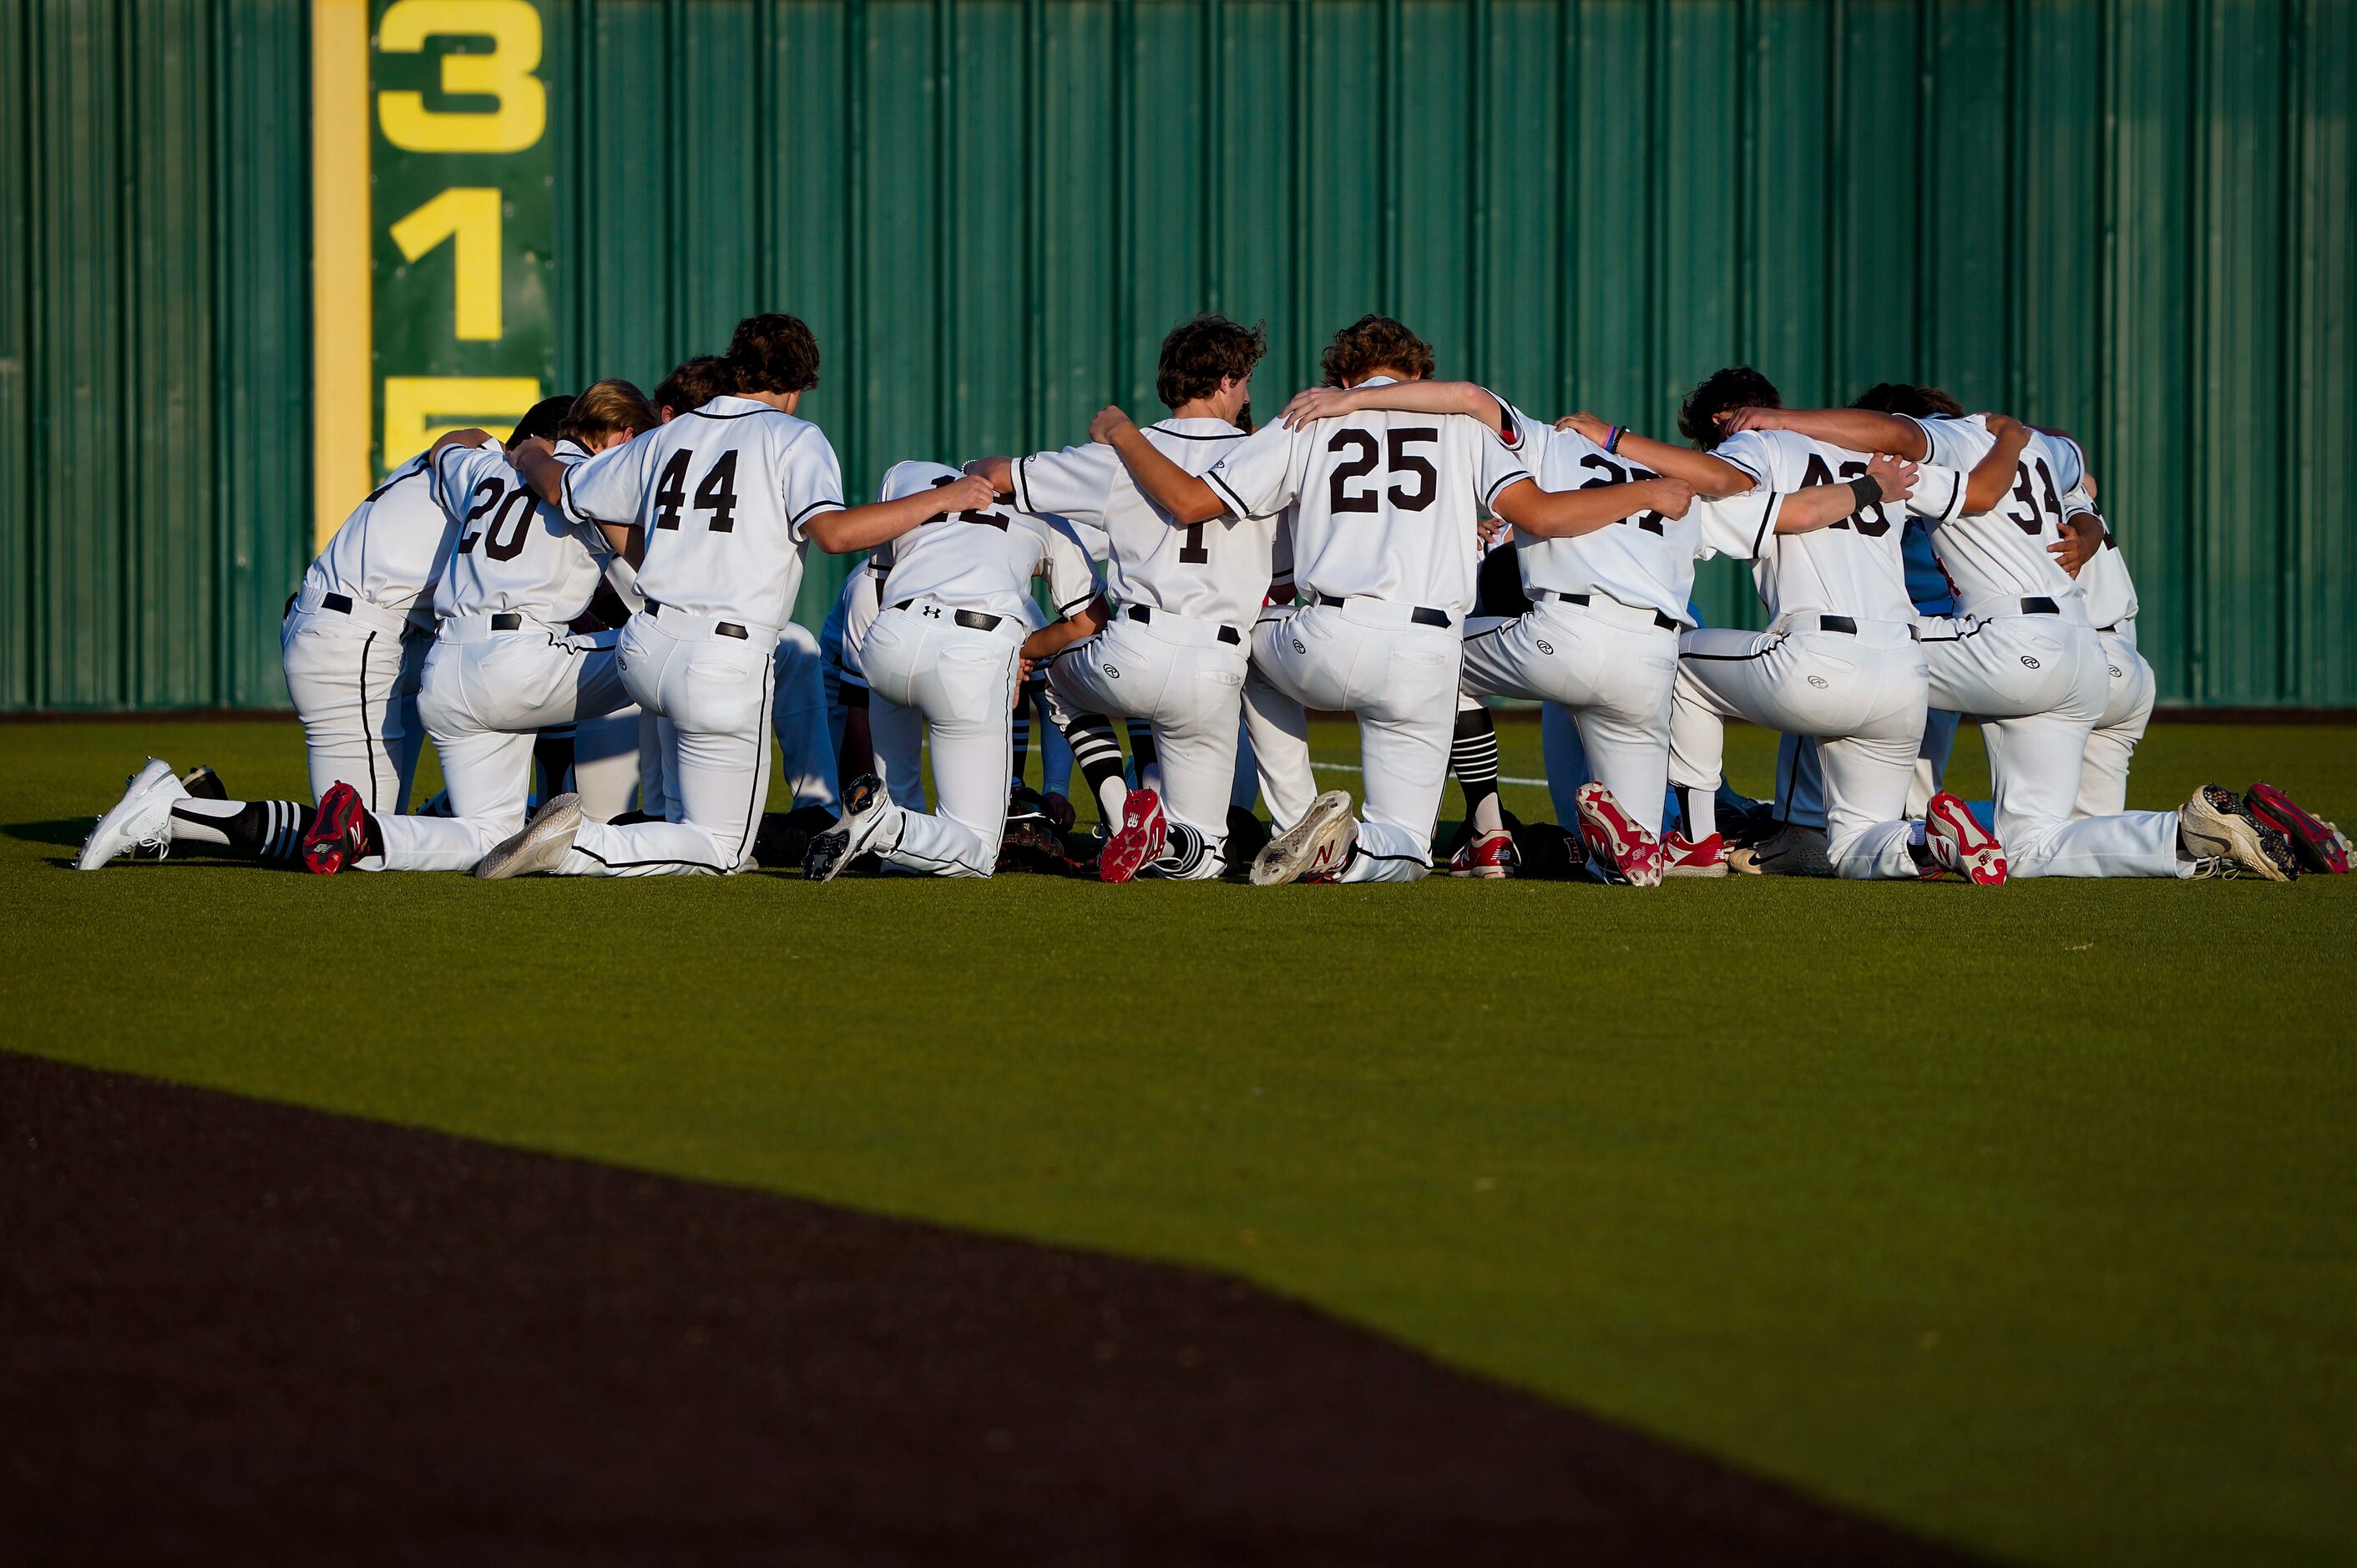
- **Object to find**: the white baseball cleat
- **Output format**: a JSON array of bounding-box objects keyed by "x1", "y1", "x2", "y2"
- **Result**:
[
  {"x1": 1251, "y1": 789, "x2": 1357, "y2": 886},
  {"x1": 2177, "y1": 782, "x2": 2296, "y2": 883},
  {"x1": 804, "y1": 773, "x2": 893, "y2": 883},
  {"x1": 1923, "y1": 792, "x2": 2007, "y2": 884},
  {"x1": 472, "y1": 792, "x2": 583, "y2": 879},
  {"x1": 77, "y1": 757, "x2": 187, "y2": 871}
]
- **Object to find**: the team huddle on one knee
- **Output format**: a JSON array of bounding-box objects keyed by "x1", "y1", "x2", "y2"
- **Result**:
[{"x1": 77, "y1": 310, "x2": 2349, "y2": 888}]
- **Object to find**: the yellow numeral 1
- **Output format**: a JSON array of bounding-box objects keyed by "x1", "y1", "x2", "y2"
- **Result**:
[{"x1": 390, "y1": 188, "x2": 503, "y2": 341}]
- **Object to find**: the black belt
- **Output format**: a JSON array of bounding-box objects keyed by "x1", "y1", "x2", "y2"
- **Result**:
[
  {"x1": 1313, "y1": 593, "x2": 1449, "y2": 629},
  {"x1": 2020, "y1": 596, "x2": 2060, "y2": 615},
  {"x1": 894, "y1": 599, "x2": 1004, "y2": 633},
  {"x1": 322, "y1": 592, "x2": 356, "y2": 615},
  {"x1": 1815, "y1": 615, "x2": 1920, "y2": 641},
  {"x1": 1125, "y1": 604, "x2": 1242, "y2": 645},
  {"x1": 645, "y1": 599, "x2": 748, "y2": 639},
  {"x1": 491, "y1": 612, "x2": 521, "y2": 631},
  {"x1": 1544, "y1": 590, "x2": 1679, "y2": 632}
]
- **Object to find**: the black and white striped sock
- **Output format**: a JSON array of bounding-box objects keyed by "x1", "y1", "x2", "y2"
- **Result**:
[
  {"x1": 1450, "y1": 698, "x2": 1505, "y2": 836},
  {"x1": 169, "y1": 797, "x2": 313, "y2": 861},
  {"x1": 1057, "y1": 711, "x2": 1129, "y2": 823}
]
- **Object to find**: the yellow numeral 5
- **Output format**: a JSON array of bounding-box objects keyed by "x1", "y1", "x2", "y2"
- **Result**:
[{"x1": 377, "y1": 0, "x2": 545, "y2": 154}]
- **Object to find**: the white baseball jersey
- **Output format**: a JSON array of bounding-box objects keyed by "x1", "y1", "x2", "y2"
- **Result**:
[
  {"x1": 559, "y1": 393, "x2": 845, "y2": 631},
  {"x1": 301, "y1": 448, "x2": 460, "y2": 633},
  {"x1": 2065, "y1": 485, "x2": 2140, "y2": 629},
  {"x1": 1206, "y1": 378, "x2": 1525, "y2": 615},
  {"x1": 1012, "y1": 417, "x2": 1276, "y2": 629},
  {"x1": 1905, "y1": 414, "x2": 2087, "y2": 607},
  {"x1": 873, "y1": 461, "x2": 1097, "y2": 625},
  {"x1": 1714, "y1": 428, "x2": 1968, "y2": 624},
  {"x1": 431, "y1": 439, "x2": 610, "y2": 627},
  {"x1": 1494, "y1": 402, "x2": 1774, "y2": 627}
]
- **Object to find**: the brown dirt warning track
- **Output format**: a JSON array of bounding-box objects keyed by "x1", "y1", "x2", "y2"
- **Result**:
[{"x1": 0, "y1": 1052, "x2": 1979, "y2": 1567}]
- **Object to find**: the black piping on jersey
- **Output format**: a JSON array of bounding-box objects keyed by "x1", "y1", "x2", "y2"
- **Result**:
[
  {"x1": 1146, "y1": 421, "x2": 1244, "y2": 441},
  {"x1": 358, "y1": 630, "x2": 380, "y2": 811},
  {"x1": 365, "y1": 454, "x2": 432, "y2": 505},
  {"x1": 684, "y1": 404, "x2": 762, "y2": 420},
  {"x1": 1750, "y1": 492, "x2": 1780, "y2": 558},
  {"x1": 559, "y1": 463, "x2": 628, "y2": 529},
  {"x1": 1479, "y1": 470, "x2": 1526, "y2": 508},
  {"x1": 1682, "y1": 630, "x2": 1793, "y2": 662},
  {"x1": 1203, "y1": 468, "x2": 1263, "y2": 521},
  {"x1": 1462, "y1": 616, "x2": 1516, "y2": 641},
  {"x1": 790, "y1": 497, "x2": 847, "y2": 527},
  {"x1": 1916, "y1": 617, "x2": 1990, "y2": 645},
  {"x1": 1718, "y1": 453, "x2": 1767, "y2": 488}
]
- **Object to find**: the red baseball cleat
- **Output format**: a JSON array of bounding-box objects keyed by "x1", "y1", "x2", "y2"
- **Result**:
[
  {"x1": 1923, "y1": 791, "x2": 2006, "y2": 884},
  {"x1": 301, "y1": 781, "x2": 371, "y2": 876},
  {"x1": 1098, "y1": 787, "x2": 1168, "y2": 884},
  {"x1": 2244, "y1": 782, "x2": 2348, "y2": 875},
  {"x1": 1575, "y1": 782, "x2": 1663, "y2": 888},
  {"x1": 1662, "y1": 831, "x2": 1727, "y2": 878},
  {"x1": 1449, "y1": 827, "x2": 1518, "y2": 879}
]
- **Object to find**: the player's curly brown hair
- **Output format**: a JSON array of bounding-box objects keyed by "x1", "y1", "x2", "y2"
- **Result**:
[
  {"x1": 653, "y1": 355, "x2": 731, "y2": 417},
  {"x1": 1678, "y1": 366, "x2": 1781, "y2": 449},
  {"x1": 725, "y1": 313, "x2": 822, "y2": 397},
  {"x1": 1320, "y1": 314, "x2": 1436, "y2": 387},
  {"x1": 563, "y1": 379, "x2": 658, "y2": 447},
  {"x1": 1850, "y1": 382, "x2": 1965, "y2": 418},
  {"x1": 1156, "y1": 316, "x2": 1268, "y2": 410}
]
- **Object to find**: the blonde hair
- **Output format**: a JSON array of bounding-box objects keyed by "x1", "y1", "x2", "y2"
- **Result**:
[{"x1": 563, "y1": 378, "x2": 657, "y2": 446}]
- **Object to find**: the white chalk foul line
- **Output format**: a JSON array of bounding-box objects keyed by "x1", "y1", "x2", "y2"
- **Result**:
[{"x1": 1312, "y1": 761, "x2": 1551, "y2": 789}]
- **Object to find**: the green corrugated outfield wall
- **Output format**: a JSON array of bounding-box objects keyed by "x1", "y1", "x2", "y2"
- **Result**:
[{"x1": 5, "y1": 0, "x2": 2352, "y2": 710}]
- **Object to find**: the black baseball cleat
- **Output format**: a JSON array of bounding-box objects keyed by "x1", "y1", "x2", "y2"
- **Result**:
[
  {"x1": 2244, "y1": 782, "x2": 2348, "y2": 875},
  {"x1": 180, "y1": 765, "x2": 227, "y2": 801},
  {"x1": 301, "y1": 781, "x2": 371, "y2": 875},
  {"x1": 805, "y1": 774, "x2": 890, "y2": 883}
]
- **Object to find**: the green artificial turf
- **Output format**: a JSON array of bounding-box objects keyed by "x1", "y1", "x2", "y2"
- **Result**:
[{"x1": 6, "y1": 716, "x2": 2354, "y2": 1566}]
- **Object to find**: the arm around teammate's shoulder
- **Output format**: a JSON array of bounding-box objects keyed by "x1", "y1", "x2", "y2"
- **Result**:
[
  {"x1": 1773, "y1": 454, "x2": 1919, "y2": 534},
  {"x1": 1963, "y1": 414, "x2": 2031, "y2": 515},
  {"x1": 1727, "y1": 406, "x2": 1930, "y2": 462},
  {"x1": 1489, "y1": 473, "x2": 1694, "y2": 539},
  {"x1": 1276, "y1": 380, "x2": 1507, "y2": 435},
  {"x1": 1560, "y1": 412, "x2": 1758, "y2": 498},
  {"x1": 1090, "y1": 406, "x2": 1227, "y2": 525},
  {"x1": 807, "y1": 473, "x2": 995, "y2": 554}
]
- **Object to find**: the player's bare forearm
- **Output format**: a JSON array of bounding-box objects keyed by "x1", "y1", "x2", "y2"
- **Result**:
[
  {"x1": 962, "y1": 455, "x2": 1015, "y2": 493},
  {"x1": 2050, "y1": 514, "x2": 2105, "y2": 578},
  {"x1": 1965, "y1": 416, "x2": 2031, "y2": 514},
  {"x1": 808, "y1": 477, "x2": 993, "y2": 554},
  {"x1": 1491, "y1": 475, "x2": 1693, "y2": 539},
  {"x1": 509, "y1": 439, "x2": 569, "y2": 505},
  {"x1": 1626, "y1": 432, "x2": 1755, "y2": 497},
  {"x1": 1759, "y1": 407, "x2": 1930, "y2": 462},
  {"x1": 1277, "y1": 379, "x2": 1505, "y2": 434},
  {"x1": 428, "y1": 427, "x2": 493, "y2": 462},
  {"x1": 596, "y1": 522, "x2": 641, "y2": 564},
  {"x1": 1093, "y1": 408, "x2": 1226, "y2": 525},
  {"x1": 1019, "y1": 603, "x2": 1104, "y2": 664},
  {"x1": 1774, "y1": 456, "x2": 1916, "y2": 534}
]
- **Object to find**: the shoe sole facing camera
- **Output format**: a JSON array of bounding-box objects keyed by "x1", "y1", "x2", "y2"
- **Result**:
[
  {"x1": 1251, "y1": 790, "x2": 1354, "y2": 887},
  {"x1": 1925, "y1": 792, "x2": 2007, "y2": 885},
  {"x1": 1575, "y1": 783, "x2": 1664, "y2": 888},
  {"x1": 1662, "y1": 835, "x2": 1727, "y2": 878},
  {"x1": 2245, "y1": 782, "x2": 2348, "y2": 875},
  {"x1": 473, "y1": 792, "x2": 584, "y2": 879},
  {"x1": 78, "y1": 757, "x2": 182, "y2": 871},
  {"x1": 806, "y1": 775, "x2": 887, "y2": 883},
  {"x1": 1098, "y1": 788, "x2": 1167, "y2": 884},
  {"x1": 301, "y1": 782, "x2": 367, "y2": 875},
  {"x1": 2180, "y1": 783, "x2": 2294, "y2": 883}
]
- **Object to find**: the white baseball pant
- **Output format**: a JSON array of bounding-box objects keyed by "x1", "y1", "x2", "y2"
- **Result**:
[
  {"x1": 1050, "y1": 610, "x2": 1249, "y2": 877},
  {"x1": 857, "y1": 601, "x2": 1022, "y2": 878},
  {"x1": 569, "y1": 705, "x2": 650, "y2": 822},
  {"x1": 281, "y1": 587, "x2": 430, "y2": 812},
  {"x1": 2076, "y1": 621, "x2": 2155, "y2": 818},
  {"x1": 773, "y1": 622, "x2": 840, "y2": 813},
  {"x1": 373, "y1": 620, "x2": 634, "y2": 872},
  {"x1": 1460, "y1": 597, "x2": 1680, "y2": 837},
  {"x1": 553, "y1": 609, "x2": 776, "y2": 876},
  {"x1": 1242, "y1": 626, "x2": 1320, "y2": 834},
  {"x1": 1780, "y1": 707, "x2": 1961, "y2": 831},
  {"x1": 1919, "y1": 606, "x2": 2179, "y2": 877},
  {"x1": 1252, "y1": 600, "x2": 1463, "y2": 883},
  {"x1": 1669, "y1": 618, "x2": 1929, "y2": 880}
]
